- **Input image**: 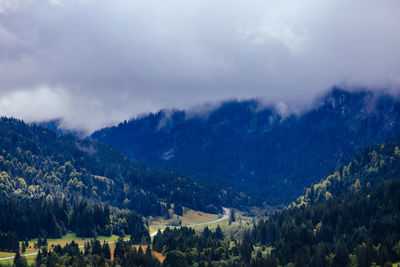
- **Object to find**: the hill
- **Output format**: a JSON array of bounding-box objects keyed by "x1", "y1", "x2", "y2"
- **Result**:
[
  {"x1": 248, "y1": 135, "x2": 400, "y2": 266},
  {"x1": 0, "y1": 117, "x2": 224, "y2": 247},
  {"x1": 92, "y1": 88, "x2": 400, "y2": 205},
  {"x1": 296, "y1": 134, "x2": 400, "y2": 206}
]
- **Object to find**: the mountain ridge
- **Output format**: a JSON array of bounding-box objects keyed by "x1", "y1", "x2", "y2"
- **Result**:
[{"x1": 92, "y1": 88, "x2": 400, "y2": 205}]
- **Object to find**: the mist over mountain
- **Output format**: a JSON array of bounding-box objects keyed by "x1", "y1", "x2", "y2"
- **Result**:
[
  {"x1": 1, "y1": 0, "x2": 400, "y2": 133},
  {"x1": 92, "y1": 88, "x2": 400, "y2": 205},
  {"x1": 33, "y1": 119, "x2": 87, "y2": 138}
]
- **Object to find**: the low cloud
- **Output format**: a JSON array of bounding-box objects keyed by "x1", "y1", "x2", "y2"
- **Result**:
[{"x1": 0, "y1": 0, "x2": 399, "y2": 133}]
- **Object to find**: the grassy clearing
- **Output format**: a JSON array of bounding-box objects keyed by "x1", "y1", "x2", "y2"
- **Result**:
[
  {"x1": 0, "y1": 252, "x2": 14, "y2": 258},
  {"x1": 148, "y1": 207, "x2": 229, "y2": 243},
  {"x1": 149, "y1": 207, "x2": 219, "y2": 227},
  {"x1": 148, "y1": 208, "x2": 221, "y2": 239},
  {"x1": 149, "y1": 207, "x2": 255, "y2": 243},
  {"x1": 180, "y1": 209, "x2": 219, "y2": 225},
  {"x1": 22, "y1": 233, "x2": 122, "y2": 253},
  {"x1": 0, "y1": 256, "x2": 35, "y2": 266},
  {"x1": 191, "y1": 217, "x2": 229, "y2": 231},
  {"x1": 0, "y1": 253, "x2": 36, "y2": 266}
]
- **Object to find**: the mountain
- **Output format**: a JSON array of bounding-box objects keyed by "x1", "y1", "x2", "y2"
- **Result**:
[
  {"x1": 0, "y1": 117, "x2": 225, "y2": 245},
  {"x1": 92, "y1": 88, "x2": 400, "y2": 205}
]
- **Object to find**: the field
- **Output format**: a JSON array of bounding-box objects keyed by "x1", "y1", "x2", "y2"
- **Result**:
[
  {"x1": 180, "y1": 209, "x2": 219, "y2": 225},
  {"x1": 0, "y1": 256, "x2": 35, "y2": 266},
  {"x1": 149, "y1": 207, "x2": 223, "y2": 236},
  {"x1": 26, "y1": 233, "x2": 122, "y2": 252},
  {"x1": 149, "y1": 207, "x2": 219, "y2": 227}
]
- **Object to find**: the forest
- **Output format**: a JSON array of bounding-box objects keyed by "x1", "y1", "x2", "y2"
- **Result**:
[
  {"x1": 0, "y1": 117, "x2": 227, "y2": 251},
  {"x1": 248, "y1": 178, "x2": 400, "y2": 266},
  {"x1": 0, "y1": 117, "x2": 224, "y2": 216}
]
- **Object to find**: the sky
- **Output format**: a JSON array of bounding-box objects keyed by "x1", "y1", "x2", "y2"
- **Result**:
[{"x1": 0, "y1": 0, "x2": 399, "y2": 133}]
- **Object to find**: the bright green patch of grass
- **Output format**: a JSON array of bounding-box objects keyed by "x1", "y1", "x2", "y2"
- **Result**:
[
  {"x1": 0, "y1": 255, "x2": 35, "y2": 266},
  {"x1": 150, "y1": 207, "x2": 220, "y2": 228},
  {"x1": 26, "y1": 233, "x2": 122, "y2": 251},
  {"x1": 0, "y1": 252, "x2": 14, "y2": 258},
  {"x1": 0, "y1": 233, "x2": 126, "y2": 264}
]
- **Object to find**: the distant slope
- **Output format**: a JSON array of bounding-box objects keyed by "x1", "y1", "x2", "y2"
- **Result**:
[{"x1": 92, "y1": 88, "x2": 400, "y2": 205}]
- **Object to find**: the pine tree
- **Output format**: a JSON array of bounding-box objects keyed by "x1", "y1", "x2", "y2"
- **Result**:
[
  {"x1": 229, "y1": 209, "x2": 236, "y2": 225},
  {"x1": 114, "y1": 238, "x2": 125, "y2": 260},
  {"x1": 173, "y1": 203, "x2": 183, "y2": 216},
  {"x1": 84, "y1": 242, "x2": 90, "y2": 256},
  {"x1": 91, "y1": 240, "x2": 102, "y2": 255},
  {"x1": 145, "y1": 245, "x2": 152, "y2": 258},
  {"x1": 215, "y1": 225, "x2": 224, "y2": 240},
  {"x1": 333, "y1": 241, "x2": 349, "y2": 267},
  {"x1": 14, "y1": 250, "x2": 27, "y2": 267},
  {"x1": 102, "y1": 242, "x2": 111, "y2": 259}
]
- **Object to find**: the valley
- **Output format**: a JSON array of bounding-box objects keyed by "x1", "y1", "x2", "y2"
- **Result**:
[
  {"x1": 1, "y1": 89, "x2": 400, "y2": 266},
  {"x1": 1, "y1": 1, "x2": 399, "y2": 265}
]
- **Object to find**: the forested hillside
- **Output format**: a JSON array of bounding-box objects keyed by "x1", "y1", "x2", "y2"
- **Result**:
[
  {"x1": 0, "y1": 117, "x2": 225, "y2": 248},
  {"x1": 248, "y1": 179, "x2": 400, "y2": 266},
  {"x1": 244, "y1": 135, "x2": 400, "y2": 266},
  {"x1": 92, "y1": 88, "x2": 400, "y2": 205},
  {"x1": 297, "y1": 135, "x2": 400, "y2": 206}
]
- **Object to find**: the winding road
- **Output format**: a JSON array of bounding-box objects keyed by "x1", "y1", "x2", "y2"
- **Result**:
[
  {"x1": 0, "y1": 208, "x2": 231, "y2": 261},
  {"x1": 150, "y1": 207, "x2": 230, "y2": 237}
]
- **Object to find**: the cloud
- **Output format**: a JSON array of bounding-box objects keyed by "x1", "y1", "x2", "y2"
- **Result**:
[{"x1": 0, "y1": 0, "x2": 399, "y2": 133}]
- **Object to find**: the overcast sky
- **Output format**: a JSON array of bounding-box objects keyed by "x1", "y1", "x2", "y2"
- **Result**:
[{"x1": 0, "y1": 0, "x2": 399, "y2": 133}]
